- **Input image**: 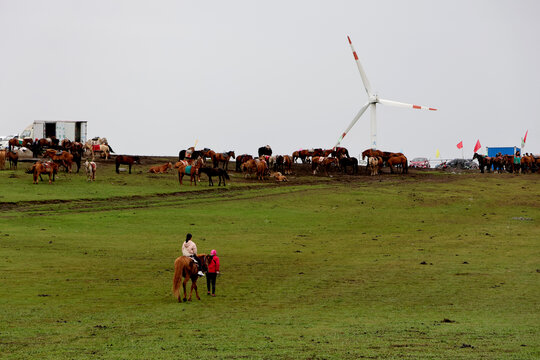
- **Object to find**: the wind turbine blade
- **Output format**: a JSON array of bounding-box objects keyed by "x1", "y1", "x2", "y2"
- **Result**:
[
  {"x1": 378, "y1": 98, "x2": 437, "y2": 111},
  {"x1": 335, "y1": 102, "x2": 370, "y2": 148},
  {"x1": 347, "y1": 36, "x2": 373, "y2": 97}
]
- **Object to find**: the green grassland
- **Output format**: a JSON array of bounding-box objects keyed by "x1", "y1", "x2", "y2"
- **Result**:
[{"x1": 0, "y1": 162, "x2": 539, "y2": 359}]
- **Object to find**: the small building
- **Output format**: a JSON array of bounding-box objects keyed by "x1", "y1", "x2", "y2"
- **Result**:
[
  {"x1": 486, "y1": 146, "x2": 521, "y2": 157},
  {"x1": 20, "y1": 120, "x2": 87, "y2": 143}
]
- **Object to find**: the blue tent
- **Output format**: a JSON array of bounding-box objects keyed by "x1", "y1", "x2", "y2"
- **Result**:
[{"x1": 487, "y1": 146, "x2": 520, "y2": 157}]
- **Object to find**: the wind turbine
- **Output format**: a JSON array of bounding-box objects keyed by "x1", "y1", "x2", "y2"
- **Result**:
[{"x1": 335, "y1": 36, "x2": 437, "y2": 150}]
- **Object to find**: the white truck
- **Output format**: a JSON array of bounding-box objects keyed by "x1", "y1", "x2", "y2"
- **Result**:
[{"x1": 19, "y1": 120, "x2": 87, "y2": 143}]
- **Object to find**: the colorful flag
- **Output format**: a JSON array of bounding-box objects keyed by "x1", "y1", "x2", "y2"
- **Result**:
[
  {"x1": 456, "y1": 141, "x2": 463, "y2": 149},
  {"x1": 436, "y1": 149, "x2": 440, "y2": 158},
  {"x1": 474, "y1": 139, "x2": 481, "y2": 153},
  {"x1": 523, "y1": 130, "x2": 528, "y2": 144}
]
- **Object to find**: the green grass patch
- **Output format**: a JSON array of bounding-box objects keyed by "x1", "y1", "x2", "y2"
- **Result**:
[{"x1": 1, "y1": 165, "x2": 539, "y2": 359}]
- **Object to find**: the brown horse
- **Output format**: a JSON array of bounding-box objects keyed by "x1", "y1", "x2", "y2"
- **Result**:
[
  {"x1": 116, "y1": 155, "x2": 140, "y2": 174},
  {"x1": 521, "y1": 154, "x2": 534, "y2": 173},
  {"x1": 387, "y1": 155, "x2": 408, "y2": 174},
  {"x1": 43, "y1": 149, "x2": 73, "y2": 172},
  {"x1": 235, "y1": 154, "x2": 253, "y2": 171},
  {"x1": 0, "y1": 150, "x2": 5, "y2": 170},
  {"x1": 241, "y1": 159, "x2": 267, "y2": 180},
  {"x1": 6, "y1": 151, "x2": 19, "y2": 170},
  {"x1": 241, "y1": 159, "x2": 258, "y2": 178},
  {"x1": 8, "y1": 138, "x2": 20, "y2": 151},
  {"x1": 283, "y1": 155, "x2": 293, "y2": 175},
  {"x1": 178, "y1": 158, "x2": 204, "y2": 185},
  {"x1": 312, "y1": 156, "x2": 338, "y2": 176},
  {"x1": 362, "y1": 149, "x2": 384, "y2": 160},
  {"x1": 60, "y1": 139, "x2": 72, "y2": 150},
  {"x1": 30, "y1": 161, "x2": 59, "y2": 184},
  {"x1": 172, "y1": 254, "x2": 210, "y2": 302},
  {"x1": 149, "y1": 162, "x2": 172, "y2": 174},
  {"x1": 322, "y1": 149, "x2": 333, "y2": 157},
  {"x1": 297, "y1": 149, "x2": 314, "y2": 163},
  {"x1": 212, "y1": 151, "x2": 235, "y2": 170}
]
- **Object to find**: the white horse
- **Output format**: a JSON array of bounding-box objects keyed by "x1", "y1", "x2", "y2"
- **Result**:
[
  {"x1": 368, "y1": 157, "x2": 379, "y2": 176},
  {"x1": 85, "y1": 160, "x2": 97, "y2": 181}
]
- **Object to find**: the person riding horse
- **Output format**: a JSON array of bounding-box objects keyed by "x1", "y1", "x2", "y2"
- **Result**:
[{"x1": 182, "y1": 233, "x2": 204, "y2": 276}]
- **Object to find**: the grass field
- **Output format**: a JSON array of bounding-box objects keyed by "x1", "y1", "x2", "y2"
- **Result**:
[{"x1": 0, "y1": 162, "x2": 539, "y2": 359}]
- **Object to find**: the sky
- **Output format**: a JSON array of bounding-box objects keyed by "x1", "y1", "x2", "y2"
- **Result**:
[{"x1": 1, "y1": 0, "x2": 539, "y2": 160}]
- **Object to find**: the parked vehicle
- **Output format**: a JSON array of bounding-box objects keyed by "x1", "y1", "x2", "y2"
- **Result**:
[
  {"x1": 438, "y1": 158, "x2": 478, "y2": 170},
  {"x1": 410, "y1": 157, "x2": 430, "y2": 169}
]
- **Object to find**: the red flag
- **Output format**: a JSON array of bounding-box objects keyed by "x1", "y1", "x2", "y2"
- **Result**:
[
  {"x1": 456, "y1": 141, "x2": 463, "y2": 149},
  {"x1": 523, "y1": 130, "x2": 528, "y2": 144},
  {"x1": 474, "y1": 139, "x2": 481, "y2": 153}
]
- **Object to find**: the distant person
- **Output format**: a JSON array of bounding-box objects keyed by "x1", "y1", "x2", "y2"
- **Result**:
[
  {"x1": 206, "y1": 249, "x2": 220, "y2": 297},
  {"x1": 182, "y1": 233, "x2": 204, "y2": 276},
  {"x1": 513, "y1": 151, "x2": 521, "y2": 174}
]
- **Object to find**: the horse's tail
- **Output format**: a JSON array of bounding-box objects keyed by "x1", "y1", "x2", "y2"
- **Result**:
[
  {"x1": 172, "y1": 258, "x2": 183, "y2": 299},
  {"x1": 223, "y1": 170, "x2": 230, "y2": 180},
  {"x1": 107, "y1": 144, "x2": 115, "y2": 153}
]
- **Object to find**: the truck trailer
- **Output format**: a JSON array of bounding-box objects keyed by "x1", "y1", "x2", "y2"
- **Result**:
[{"x1": 20, "y1": 120, "x2": 87, "y2": 143}]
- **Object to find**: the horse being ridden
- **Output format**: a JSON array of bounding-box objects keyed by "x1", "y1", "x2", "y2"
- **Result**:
[{"x1": 172, "y1": 253, "x2": 210, "y2": 302}]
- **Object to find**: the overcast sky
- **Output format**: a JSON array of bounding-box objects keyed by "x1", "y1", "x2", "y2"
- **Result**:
[{"x1": 1, "y1": 0, "x2": 539, "y2": 159}]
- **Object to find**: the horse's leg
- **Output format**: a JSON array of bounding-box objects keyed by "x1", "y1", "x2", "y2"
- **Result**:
[
  {"x1": 182, "y1": 277, "x2": 188, "y2": 302},
  {"x1": 128, "y1": 164, "x2": 132, "y2": 174}
]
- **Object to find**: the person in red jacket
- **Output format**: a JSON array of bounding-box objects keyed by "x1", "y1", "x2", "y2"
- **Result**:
[{"x1": 206, "y1": 249, "x2": 220, "y2": 297}]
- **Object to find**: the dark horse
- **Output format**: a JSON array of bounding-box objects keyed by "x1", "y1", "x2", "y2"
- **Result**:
[
  {"x1": 199, "y1": 167, "x2": 230, "y2": 186},
  {"x1": 172, "y1": 254, "x2": 210, "y2": 302},
  {"x1": 473, "y1": 153, "x2": 491, "y2": 173},
  {"x1": 258, "y1": 145, "x2": 272, "y2": 158},
  {"x1": 339, "y1": 156, "x2": 358, "y2": 175},
  {"x1": 116, "y1": 155, "x2": 140, "y2": 174}
]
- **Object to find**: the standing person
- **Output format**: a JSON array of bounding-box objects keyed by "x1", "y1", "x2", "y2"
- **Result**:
[
  {"x1": 182, "y1": 233, "x2": 204, "y2": 276},
  {"x1": 207, "y1": 249, "x2": 220, "y2": 297},
  {"x1": 513, "y1": 151, "x2": 521, "y2": 174}
]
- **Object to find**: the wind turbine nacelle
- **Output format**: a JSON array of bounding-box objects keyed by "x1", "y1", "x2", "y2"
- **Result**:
[{"x1": 369, "y1": 94, "x2": 379, "y2": 104}]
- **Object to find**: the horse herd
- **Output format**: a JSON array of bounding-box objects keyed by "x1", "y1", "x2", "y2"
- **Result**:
[
  {"x1": 0, "y1": 142, "x2": 417, "y2": 186},
  {"x1": 473, "y1": 152, "x2": 540, "y2": 174},
  {"x1": 8, "y1": 140, "x2": 537, "y2": 187}
]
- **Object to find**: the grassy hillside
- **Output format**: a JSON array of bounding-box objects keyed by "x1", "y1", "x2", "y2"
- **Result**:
[{"x1": 0, "y1": 164, "x2": 538, "y2": 359}]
